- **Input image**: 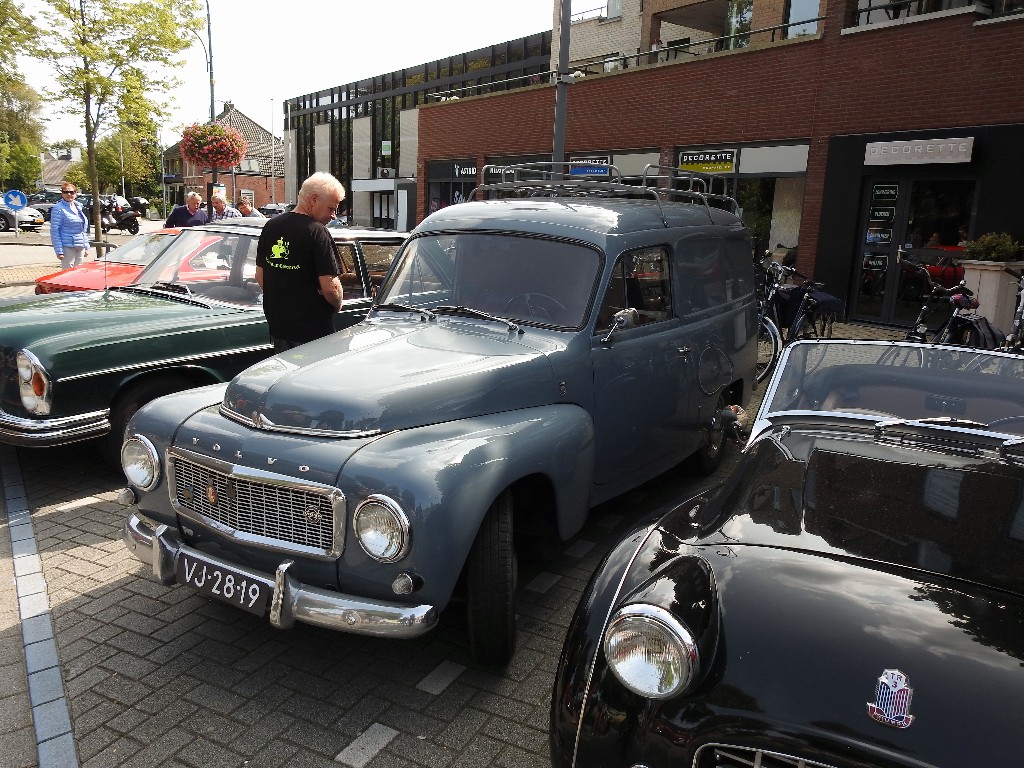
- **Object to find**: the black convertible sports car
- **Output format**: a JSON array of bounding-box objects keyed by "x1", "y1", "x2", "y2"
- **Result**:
[{"x1": 551, "y1": 339, "x2": 1024, "y2": 768}]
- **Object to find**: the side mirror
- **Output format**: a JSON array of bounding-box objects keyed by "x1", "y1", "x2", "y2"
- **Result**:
[{"x1": 601, "y1": 307, "x2": 640, "y2": 344}]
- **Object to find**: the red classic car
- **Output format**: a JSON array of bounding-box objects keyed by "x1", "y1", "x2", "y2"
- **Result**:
[{"x1": 35, "y1": 229, "x2": 182, "y2": 294}]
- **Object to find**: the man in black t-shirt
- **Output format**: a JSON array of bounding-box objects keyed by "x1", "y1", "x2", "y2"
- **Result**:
[{"x1": 256, "y1": 173, "x2": 348, "y2": 352}]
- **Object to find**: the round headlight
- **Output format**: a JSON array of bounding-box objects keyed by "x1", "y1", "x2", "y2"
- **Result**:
[
  {"x1": 353, "y1": 495, "x2": 410, "y2": 562},
  {"x1": 604, "y1": 603, "x2": 698, "y2": 699},
  {"x1": 15, "y1": 349, "x2": 51, "y2": 415},
  {"x1": 121, "y1": 435, "x2": 161, "y2": 491}
]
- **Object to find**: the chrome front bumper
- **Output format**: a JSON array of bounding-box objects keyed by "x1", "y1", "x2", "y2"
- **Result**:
[
  {"x1": 123, "y1": 512, "x2": 438, "y2": 638},
  {"x1": 0, "y1": 408, "x2": 109, "y2": 446}
]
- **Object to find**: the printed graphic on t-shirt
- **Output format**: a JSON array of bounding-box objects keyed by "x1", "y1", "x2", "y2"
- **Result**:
[{"x1": 268, "y1": 237, "x2": 300, "y2": 269}]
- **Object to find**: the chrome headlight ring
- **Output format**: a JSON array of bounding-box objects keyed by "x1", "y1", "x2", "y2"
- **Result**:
[
  {"x1": 15, "y1": 349, "x2": 52, "y2": 415},
  {"x1": 121, "y1": 434, "x2": 161, "y2": 491},
  {"x1": 353, "y1": 494, "x2": 411, "y2": 563},
  {"x1": 604, "y1": 603, "x2": 699, "y2": 699}
]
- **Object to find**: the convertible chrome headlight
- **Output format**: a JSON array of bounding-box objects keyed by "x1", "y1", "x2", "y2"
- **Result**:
[
  {"x1": 604, "y1": 603, "x2": 698, "y2": 699},
  {"x1": 121, "y1": 435, "x2": 161, "y2": 491},
  {"x1": 15, "y1": 349, "x2": 52, "y2": 415},
  {"x1": 353, "y1": 495, "x2": 410, "y2": 562}
]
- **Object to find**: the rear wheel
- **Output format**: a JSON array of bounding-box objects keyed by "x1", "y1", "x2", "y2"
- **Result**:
[
  {"x1": 0, "y1": 215, "x2": 10, "y2": 232},
  {"x1": 756, "y1": 317, "x2": 781, "y2": 383},
  {"x1": 125, "y1": 217, "x2": 139, "y2": 235},
  {"x1": 466, "y1": 490, "x2": 517, "y2": 665},
  {"x1": 101, "y1": 374, "x2": 195, "y2": 467},
  {"x1": 690, "y1": 392, "x2": 728, "y2": 475}
]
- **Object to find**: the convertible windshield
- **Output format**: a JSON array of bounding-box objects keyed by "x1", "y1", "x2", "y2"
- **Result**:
[
  {"x1": 762, "y1": 340, "x2": 1024, "y2": 436},
  {"x1": 375, "y1": 233, "x2": 601, "y2": 327},
  {"x1": 104, "y1": 230, "x2": 178, "y2": 266},
  {"x1": 130, "y1": 228, "x2": 261, "y2": 307}
]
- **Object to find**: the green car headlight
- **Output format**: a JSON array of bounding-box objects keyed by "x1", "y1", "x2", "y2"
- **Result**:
[
  {"x1": 353, "y1": 495, "x2": 410, "y2": 562},
  {"x1": 121, "y1": 435, "x2": 161, "y2": 491},
  {"x1": 604, "y1": 603, "x2": 698, "y2": 699},
  {"x1": 16, "y1": 349, "x2": 52, "y2": 415}
]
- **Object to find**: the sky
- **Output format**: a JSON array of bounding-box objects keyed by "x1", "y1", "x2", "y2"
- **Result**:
[{"x1": 19, "y1": 0, "x2": 586, "y2": 147}]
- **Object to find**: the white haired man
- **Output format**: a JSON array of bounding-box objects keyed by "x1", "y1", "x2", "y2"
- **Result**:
[
  {"x1": 164, "y1": 191, "x2": 208, "y2": 228},
  {"x1": 209, "y1": 192, "x2": 242, "y2": 221},
  {"x1": 255, "y1": 172, "x2": 349, "y2": 352}
]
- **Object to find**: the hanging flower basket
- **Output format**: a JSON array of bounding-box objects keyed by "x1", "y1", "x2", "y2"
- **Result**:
[{"x1": 180, "y1": 122, "x2": 247, "y2": 170}]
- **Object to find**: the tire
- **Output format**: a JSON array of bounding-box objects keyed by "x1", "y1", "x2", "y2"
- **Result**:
[
  {"x1": 466, "y1": 490, "x2": 517, "y2": 665},
  {"x1": 756, "y1": 317, "x2": 781, "y2": 383},
  {"x1": 0, "y1": 215, "x2": 10, "y2": 232},
  {"x1": 690, "y1": 392, "x2": 728, "y2": 475},
  {"x1": 126, "y1": 218, "x2": 139, "y2": 235},
  {"x1": 101, "y1": 374, "x2": 195, "y2": 467}
]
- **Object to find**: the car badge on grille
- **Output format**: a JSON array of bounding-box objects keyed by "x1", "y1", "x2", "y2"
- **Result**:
[
  {"x1": 867, "y1": 669, "x2": 914, "y2": 729},
  {"x1": 304, "y1": 506, "x2": 323, "y2": 524},
  {"x1": 205, "y1": 483, "x2": 218, "y2": 507}
]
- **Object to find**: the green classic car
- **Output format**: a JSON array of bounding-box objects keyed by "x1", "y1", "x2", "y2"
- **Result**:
[{"x1": 0, "y1": 218, "x2": 406, "y2": 462}]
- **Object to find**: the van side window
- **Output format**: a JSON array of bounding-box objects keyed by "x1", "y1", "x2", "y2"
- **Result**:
[{"x1": 595, "y1": 247, "x2": 672, "y2": 333}]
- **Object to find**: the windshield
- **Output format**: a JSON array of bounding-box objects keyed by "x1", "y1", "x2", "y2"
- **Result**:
[
  {"x1": 761, "y1": 340, "x2": 1024, "y2": 436},
  {"x1": 376, "y1": 232, "x2": 601, "y2": 328},
  {"x1": 106, "y1": 231, "x2": 178, "y2": 266},
  {"x1": 131, "y1": 227, "x2": 261, "y2": 307}
]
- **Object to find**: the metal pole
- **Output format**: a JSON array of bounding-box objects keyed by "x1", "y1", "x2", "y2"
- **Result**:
[
  {"x1": 206, "y1": 0, "x2": 215, "y2": 124},
  {"x1": 271, "y1": 98, "x2": 276, "y2": 204},
  {"x1": 119, "y1": 133, "x2": 126, "y2": 198},
  {"x1": 551, "y1": 0, "x2": 572, "y2": 176}
]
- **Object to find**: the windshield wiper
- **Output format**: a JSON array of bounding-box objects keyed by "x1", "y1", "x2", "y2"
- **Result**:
[
  {"x1": 434, "y1": 305, "x2": 521, "y2": 333},
  {"x1": 878, "y1": 416, "x2": 990, "y2": 430},
  {"x1": 114, "y1": 283, "x2": 211, "y2": 307},
  {"x1": 373, "y1": 302, "x2": 435, "y2": 321}
]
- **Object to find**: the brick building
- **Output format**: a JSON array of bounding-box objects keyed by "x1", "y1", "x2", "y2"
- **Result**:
[
  {"x1": 163, "y1": 102, "x2": 285, "y2": 210},
  {"x1": 284, "y1": 0, "x2": 1023, "y2": 329}
]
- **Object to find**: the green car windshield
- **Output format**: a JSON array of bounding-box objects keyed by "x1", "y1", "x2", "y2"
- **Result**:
[{"x1": 131, "y1": 228, "x2": 260, "y2": 307}]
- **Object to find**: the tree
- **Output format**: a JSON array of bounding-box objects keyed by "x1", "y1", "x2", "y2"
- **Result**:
[
  {"x1": 27, "y1": 0, "x2": 201, "y2": 237},
  {"x1": 5, "y1": 140, "x2": 43, "y2": 190}
]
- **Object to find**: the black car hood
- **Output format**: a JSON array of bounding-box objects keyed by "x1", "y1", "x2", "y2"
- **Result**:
[
  {"x1": 692, "y1": 429, "x2": 1024, "y2": 595},
  {"x1": 223, "y1": 318, "x2": 559, "y2": 435}
]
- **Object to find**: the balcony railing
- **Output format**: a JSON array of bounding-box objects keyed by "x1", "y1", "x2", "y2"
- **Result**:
[{"x1": 854, "y1": 0, "x2": 980, "y2": 25}]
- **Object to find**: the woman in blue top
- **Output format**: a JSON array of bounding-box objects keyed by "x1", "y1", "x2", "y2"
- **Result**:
[{"x1": 50, "y1": 183, "x2": 91, "y2": 269}]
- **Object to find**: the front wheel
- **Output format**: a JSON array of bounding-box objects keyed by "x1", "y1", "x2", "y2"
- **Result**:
[
  {"x1": 466, "y1": 490, "x2": 517, "y2": 665},
  {"x1": 101, "y1": 374, "x2": 195, "y2": 467},
  {"x1": 756, "y1": 317, "x2": 782, "y2": 383},
  {"x1": 125, "y1": 217, "x2": 139, "y2": 234}
]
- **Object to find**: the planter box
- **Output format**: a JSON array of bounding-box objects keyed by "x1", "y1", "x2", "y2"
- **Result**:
[{"x1": 960, "y1": 260, "x2": 1024, "y2": 334}]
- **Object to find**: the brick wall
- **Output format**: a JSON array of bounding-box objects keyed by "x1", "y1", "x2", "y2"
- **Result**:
[{"x1": 417, "y1": 3, "x2": 1024, "y2": 277}]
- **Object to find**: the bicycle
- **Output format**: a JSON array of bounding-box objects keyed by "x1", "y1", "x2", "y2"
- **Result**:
[
  {"x1": 960, "y1": 265, "x2": 1024, "y2": 377},
  {"x1": 753, "y1": 253, "x2": 841, "y2": 382},
  {"x1": 879, "y1": 259, "x2": 993, "y2": 368}
]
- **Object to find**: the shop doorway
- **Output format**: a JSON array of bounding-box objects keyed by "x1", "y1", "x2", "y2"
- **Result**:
[{"x1": 851, "y1": 177, "x2": 975, "y2": 326}]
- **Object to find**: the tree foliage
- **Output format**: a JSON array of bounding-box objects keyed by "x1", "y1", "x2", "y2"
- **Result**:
[
  {"x1": 4, "y1": 140, "x2": 43, "y2": 190},
  {"x1": 27, "y1": 0, "x2": 202, "y2": 233}
]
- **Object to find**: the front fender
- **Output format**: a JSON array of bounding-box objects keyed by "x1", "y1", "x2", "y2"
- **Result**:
[{"x1": 338, "y1": 404, "x2": 595, "y2": 604}]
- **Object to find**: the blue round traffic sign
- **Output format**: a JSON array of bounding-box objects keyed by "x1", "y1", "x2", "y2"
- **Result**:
[{"x1": 4, "y1": 189, "x2": 28, "y2": 211}]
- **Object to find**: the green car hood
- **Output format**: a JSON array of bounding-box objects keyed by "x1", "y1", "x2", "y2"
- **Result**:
[{"x1": 0, "y1": 290, "x2": 265, "y2": 368}]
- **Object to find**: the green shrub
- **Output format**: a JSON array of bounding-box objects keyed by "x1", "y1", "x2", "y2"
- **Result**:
[{"x1": 964, "y1": 232, "x2": 1022, "y2": 262}]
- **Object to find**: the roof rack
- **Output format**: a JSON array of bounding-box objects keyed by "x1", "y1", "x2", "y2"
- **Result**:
[
  {"x1": 468, "y1": 162, "x2": 723, "y2": 228},
  {"x1": 640, "y1": 165, "x2": 741, "y2": 215}
]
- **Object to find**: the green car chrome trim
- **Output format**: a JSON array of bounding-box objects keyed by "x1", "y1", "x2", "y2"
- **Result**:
[
  {"x1": 0, "y1": 407, "x2": 110, "y2": 446},
  {"x1": 219, "y1": 404, "x2": 384, "y2": 439},
  {"x1": 56, "y1": 343, "x2": 274, "y2": 384}
]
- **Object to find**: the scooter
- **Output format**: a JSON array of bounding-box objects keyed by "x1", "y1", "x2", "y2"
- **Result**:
[{"x1": 100, "y1": 197, "x2": 140, "y2": 235}]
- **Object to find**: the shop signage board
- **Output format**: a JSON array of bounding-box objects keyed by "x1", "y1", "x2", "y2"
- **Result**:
[
  {"x1": 569, "y1": 156, "x2": 610, "y2": 176},
  {"x1": 678, "y1": 149, "x2": 736, "y2": 174},
  {"x1": 866, "y1": 228, "x2": 893, "y2": 245},
  {"x1": 865, "y1": 137, "x2": 974, "y2": 166},
  {"x1": 869, "y1": 206, "x2": 895, "y2": 222},
  {"x1": 872, "y1": 184, "x2": 899, "y2": 201}
]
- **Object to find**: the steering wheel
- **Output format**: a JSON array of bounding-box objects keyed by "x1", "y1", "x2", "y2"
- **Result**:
[{"x1": 504, "y1": 292, "x2": 568, "y2": 322}]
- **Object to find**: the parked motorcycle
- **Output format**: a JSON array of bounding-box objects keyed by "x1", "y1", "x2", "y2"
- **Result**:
[{"x1": 100, "y1": 197, "x2": 140, "y2": 234}]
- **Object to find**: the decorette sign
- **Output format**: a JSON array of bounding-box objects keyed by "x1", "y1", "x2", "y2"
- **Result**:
[{"x1": 864, "y1": 137, "x2": 974, "y2": 166}]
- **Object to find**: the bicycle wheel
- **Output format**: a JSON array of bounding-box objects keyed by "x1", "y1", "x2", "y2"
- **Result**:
[
  {"x1": 878, "y1": 345, "x2": 926, "y2": 367},
  {"x1": 756, "y1": 317, "x2": 782, "y2": 383}
]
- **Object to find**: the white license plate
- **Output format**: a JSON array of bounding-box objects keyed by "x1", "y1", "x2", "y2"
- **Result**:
[{"x1": 176, "y1": 553, "x2": 272, "y2": 616}]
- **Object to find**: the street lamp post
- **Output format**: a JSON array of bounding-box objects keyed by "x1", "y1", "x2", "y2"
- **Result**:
[{"x1": 191, "y1": 0, "x2": 218, "y2": 199}]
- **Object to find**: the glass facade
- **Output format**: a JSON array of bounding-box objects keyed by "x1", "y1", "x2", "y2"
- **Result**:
[{"x1": 284, "y1": 32, "x2": 552, "y2": 195}]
